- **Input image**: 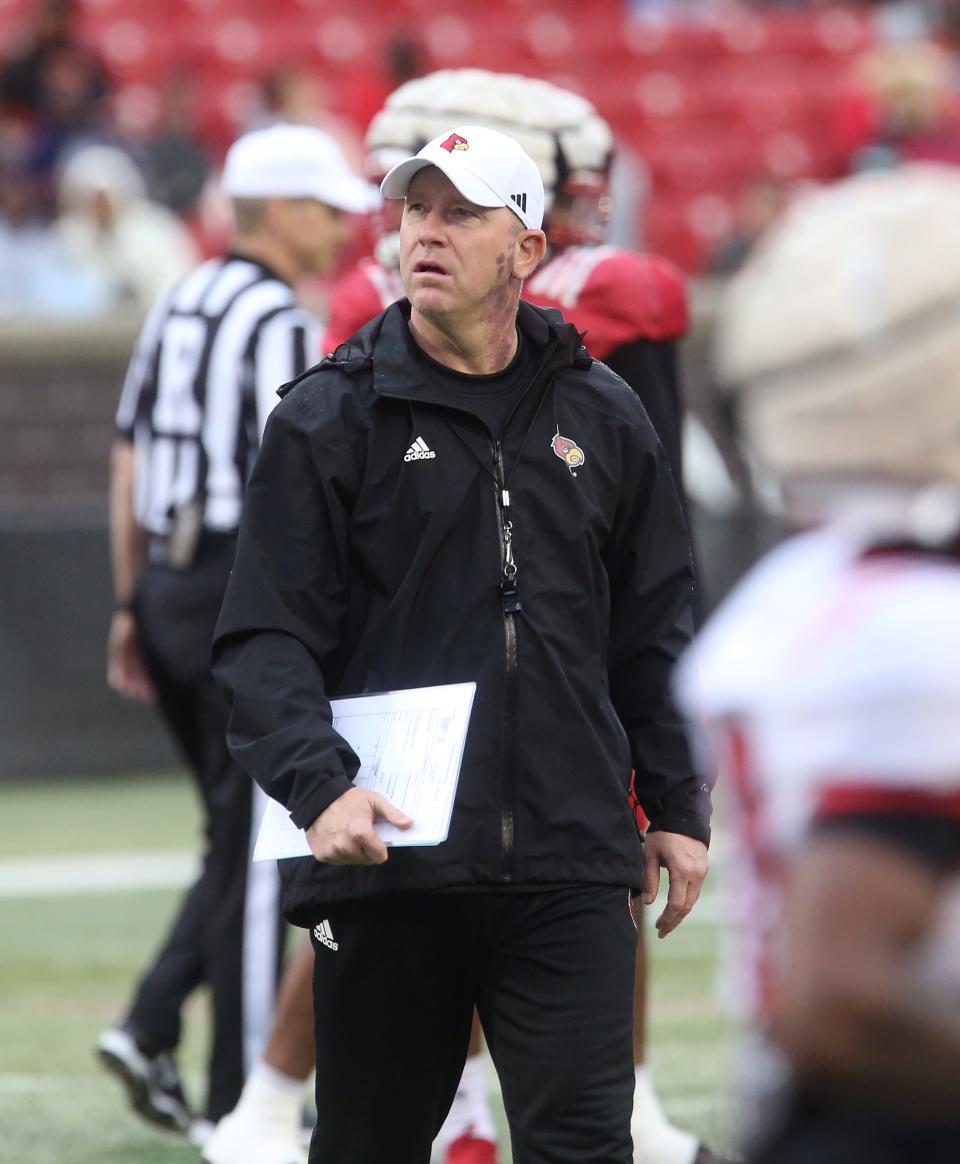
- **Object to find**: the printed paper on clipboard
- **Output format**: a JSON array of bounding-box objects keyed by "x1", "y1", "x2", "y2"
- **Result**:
[{"x1": 253, "y1": 682, "x2": 476, "y2": 861}]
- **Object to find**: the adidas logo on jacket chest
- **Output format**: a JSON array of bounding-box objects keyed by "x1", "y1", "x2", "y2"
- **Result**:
[{"x1": 404, "y1": 436, "x2": 436, "y2": 462}]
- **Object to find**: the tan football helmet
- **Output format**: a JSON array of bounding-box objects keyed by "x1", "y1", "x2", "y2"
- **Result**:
[{"x1": 714, "y1": 165, "x2": 960, "y2": 502}]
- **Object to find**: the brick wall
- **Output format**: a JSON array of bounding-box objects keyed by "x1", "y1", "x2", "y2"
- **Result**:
[{"x1": 0, "y1": 317, "x2": 138, "y2": 507}]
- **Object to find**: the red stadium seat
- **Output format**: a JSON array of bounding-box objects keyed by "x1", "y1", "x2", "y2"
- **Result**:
[
  {"x1": 753, "y1": 8, "x2": 872, "y2": 57},
  {"x1": 641, "y1": 202, "x2": 704, "y2": 275},
  {"x1": 193, "y1": 73, "x2": 260, "y2": 154},
  {"x1": 73, "y1": 0, "x2": 141, "y2": 18},
  {"x1": 637, "y1": 126, "x2": 758, "y2": 196},
  {"x1": 704, "y1": 58, "x2": 810, "y2": 136},
  {"x1": 619, "y1": 16, "x2": 722, "y2": 64},
  {"x1": 812, "y1": 6, "x2": 875, "y2": 56},
  {"x1": 643, "y1": 189, "x2": 738, "y2": 273},
  {"x1": 81, "y1": 15, "x2": 179, "y2": 85},
  {"x1": 182, "y1": 14, "x2": 275, "y2": 76},
  {"x1": 179, "y1": 0, "x2": 273, "y2": 14},
  {"x1": 420, "y1": 12, "x2": 483, "y2": 69},
  {"x1": 306, "y1": 11, "x2": 382, "y2": 70},
  {"x1": 0, "y1": 0, "x2": 34, "y2": 47},
  {"x1": 489, "y1": 0, "x2": 621, "y2": 16},
  {"x1": 589, "y1": 64, "x2": 707, "y2": 139}
]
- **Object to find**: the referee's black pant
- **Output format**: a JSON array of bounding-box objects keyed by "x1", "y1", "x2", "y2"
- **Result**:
[
  {"x1": 126, "y1": 534, "x2": 285, "y2": 1121},
  {"x1": 307, "y1": 885, "x2": 636, "y2": 1163}
]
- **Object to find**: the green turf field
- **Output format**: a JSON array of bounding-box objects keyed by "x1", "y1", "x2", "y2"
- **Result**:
[{"x1": 0, "y1": 774, "x2": 739, "y2": 1163}]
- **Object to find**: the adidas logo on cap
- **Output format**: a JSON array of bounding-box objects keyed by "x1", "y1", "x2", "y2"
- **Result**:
[{"x1": 404, "y1": 436, "x2": 436, "y2": 462}]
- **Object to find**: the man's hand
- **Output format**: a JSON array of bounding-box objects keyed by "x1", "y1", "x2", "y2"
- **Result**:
[
  {"x1": 107, "y1": 610, "x2": 157, "y2": 703},
  {"x1": 642, "y1": 830, "x2": 709, "y2": 939},
  {"x1": 306, "y1": 787, "x2": 412, "y2": 865}
]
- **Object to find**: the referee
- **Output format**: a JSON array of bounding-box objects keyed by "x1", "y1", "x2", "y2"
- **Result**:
[{"x1": 97, "y1": 124, "x2": 373, "y2": 1137}]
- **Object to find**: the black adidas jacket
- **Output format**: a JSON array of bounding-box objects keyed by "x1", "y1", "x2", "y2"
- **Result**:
[{"x1": 212, "y1": 300, "x2": 709, "y2": 922}]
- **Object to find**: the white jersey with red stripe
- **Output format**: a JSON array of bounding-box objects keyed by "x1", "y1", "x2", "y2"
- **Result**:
[{"x1": 674, "y1": 526, "x2": 960, "y2": 1019}]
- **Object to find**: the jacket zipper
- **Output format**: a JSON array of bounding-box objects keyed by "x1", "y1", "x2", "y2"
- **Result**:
[{"x1": 494, "y1": 441, "x2": 519, "y2": 882}]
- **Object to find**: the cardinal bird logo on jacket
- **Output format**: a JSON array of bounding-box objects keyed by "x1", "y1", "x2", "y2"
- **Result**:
[
  {"x1": 550, "y1": 428, "x2": 585, "y2": 476},
  {"x1": 440, "y1": 133, "x2": 470, "y2": 152}
]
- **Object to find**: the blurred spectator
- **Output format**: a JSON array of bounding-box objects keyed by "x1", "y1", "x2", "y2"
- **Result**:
[
  {"x1": 333, "y1": 33, "x2": 425, "y2": 135},
  {"x1": 0, "y1": 146, "x2": 109, "y2": 315},
  {"x1": 56, "y1": 144, "x2": 198, "y2": 311},
  {"x1": 940, "y1": 4, "x2": 960, "y2": 47},
  {"x1": 253, "y1": 65, "x2": 364, "y2": 171},
  {"x1": 0, "y1": 0, "x2": 110, "y2": 194},
  {"x1": 706, "y1": 175, "x2": 792, "y2": 275},
  {"x1": 867, "y1": 0, "x2": 940, "y2": 41},
  {"x1": 836, "y1": 37, "x2": 960, "y2": 172},
  {"x1": 135, "y1": 74, "x2": 210, "y2": 217}
]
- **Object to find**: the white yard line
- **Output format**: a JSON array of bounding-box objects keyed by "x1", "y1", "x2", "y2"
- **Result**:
[
  {"x1": 0, "y1": 846, "x2": 734, "y2": 923},
  {"x1": 0, "y1": 1074, "x2": 77, "y2": 1094},
  {"x1": 0, "y1": 851, "x2": 197, "y2": 898}
]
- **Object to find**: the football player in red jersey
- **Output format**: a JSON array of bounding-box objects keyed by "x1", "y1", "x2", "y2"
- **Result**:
[
  {"x1": 326, "y1": 70, "x2": 688, "y2": 501},
  {"x1": 203, "y1": 70, "x2": 722, "y2": 1164}
]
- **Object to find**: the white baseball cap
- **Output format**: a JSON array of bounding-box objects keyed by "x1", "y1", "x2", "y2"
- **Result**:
[
  {"x1": 222, "y1": 124, "x2": 377, "y2": 213},
  {"x1": 379, "y1": 124, "x2": 545, "y2": 230}
]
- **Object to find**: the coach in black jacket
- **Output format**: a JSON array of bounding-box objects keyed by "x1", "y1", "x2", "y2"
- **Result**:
[{"x1": 213, "y1": 125, "x2": 710, "y2": 1164}]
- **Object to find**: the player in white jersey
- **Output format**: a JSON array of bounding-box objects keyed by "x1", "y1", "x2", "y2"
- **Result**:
[{"x1": 674, "y1": 165, "x2": 960, "y2": 1164}]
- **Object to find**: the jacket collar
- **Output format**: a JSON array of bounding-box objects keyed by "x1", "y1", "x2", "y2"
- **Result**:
[{"x1": 327, "y1": 298, "x2": 589, "y2": 405}]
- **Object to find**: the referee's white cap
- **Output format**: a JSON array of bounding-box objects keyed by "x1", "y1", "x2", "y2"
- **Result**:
[{"x1": 222, "y1": 124, "x2": 377, "y2": 213}]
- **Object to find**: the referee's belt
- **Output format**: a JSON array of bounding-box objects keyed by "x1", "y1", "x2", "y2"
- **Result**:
[{"x1": 147, "y1": 528, "x2": 237, "y2": 569}]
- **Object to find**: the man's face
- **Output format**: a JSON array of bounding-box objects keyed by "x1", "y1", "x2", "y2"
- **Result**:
[
  {"x1": 398, "y1": 167, "x2": 529, "y2": 326},
  {"x1": 273, "y1": 197, "x2": 350, "y2": 277}
]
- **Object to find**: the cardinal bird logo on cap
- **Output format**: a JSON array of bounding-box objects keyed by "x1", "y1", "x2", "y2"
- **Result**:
[
  {"x1": 550, "y1": 428, "x2": 585, "y2": 476},
  {"x1": 440, "y1": 133, "x2": 470, "y2": 152}
]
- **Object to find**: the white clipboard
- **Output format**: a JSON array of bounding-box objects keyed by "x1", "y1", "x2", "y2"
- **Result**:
[{"x1": 253, "y1": 682, "x2": 476, "y2": 861}]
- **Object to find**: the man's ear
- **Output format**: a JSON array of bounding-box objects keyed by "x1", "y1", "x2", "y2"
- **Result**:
[{"x1": 514, "y1": 229, "x2": 547, "y2": 279}]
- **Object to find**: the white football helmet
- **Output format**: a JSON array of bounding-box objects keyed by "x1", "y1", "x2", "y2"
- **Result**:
[
  {"x1": 714, "y1": 165, "x2": 960, "y2": 532},
  {"x1": 364, "y1": 68, "x2": 614, "y2": 266}
]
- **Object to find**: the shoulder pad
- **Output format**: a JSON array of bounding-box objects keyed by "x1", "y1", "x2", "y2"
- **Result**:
[
  {"x1": 586, "y1": 251, "x2": 689, "y2": 341},
  {"x1": 322, "y1": 263, "x2": 389, "y2": 352}
]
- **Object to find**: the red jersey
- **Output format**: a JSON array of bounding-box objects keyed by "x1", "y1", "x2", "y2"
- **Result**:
[
  {"x1": 321, "y1": 247, "x2": 687, "y2": 360},
  {"x1": 322, "y1": 257, "x2": 404, "y2": 353},
  {"x1": 524, "y1": 246, "x2": 688, "y2": 360}
]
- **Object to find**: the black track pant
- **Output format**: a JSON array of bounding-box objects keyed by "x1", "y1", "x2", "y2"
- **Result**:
[
  {"x1": 308, "y1": 885, "x2": 636, "y2": 1164},
  {"x1": 125, "y1": 535, "x2": 285, "y2": 1121}
]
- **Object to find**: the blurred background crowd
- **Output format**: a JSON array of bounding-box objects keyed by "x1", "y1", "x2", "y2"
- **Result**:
[
  {"x1": 3, "y1": 0, "x2": 960, "y2": 316},
  {"x1": 3, "y1": 0, "x2": 960, "y2": 776}
]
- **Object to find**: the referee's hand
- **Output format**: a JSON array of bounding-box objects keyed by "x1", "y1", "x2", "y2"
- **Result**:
[
  {"x1": 107, "y1": 611, "x2": 157, "y2": 704},
  {"x1": 306, "y1": 787, "x2": 412, "y2": 865}
]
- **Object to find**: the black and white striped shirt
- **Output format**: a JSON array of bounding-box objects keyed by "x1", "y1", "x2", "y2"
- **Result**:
[{"x1": 115, "y1": 254, "x2": 319, "y2": 536}]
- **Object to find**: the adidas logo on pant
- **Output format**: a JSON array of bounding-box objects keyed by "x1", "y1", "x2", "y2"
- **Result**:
[
  {"x1": 313, "y1": 919, "x2": 339, "y2": 952},
  {"x1": 404, "y1": 437, "x2": 436, "y2": 462}
]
